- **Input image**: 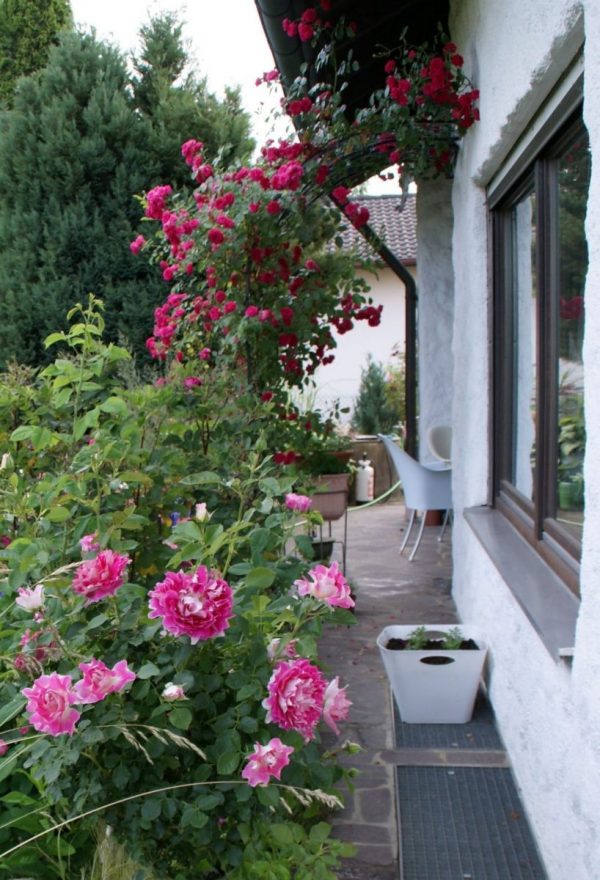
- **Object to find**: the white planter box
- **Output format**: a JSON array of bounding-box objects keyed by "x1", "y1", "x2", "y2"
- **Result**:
[{"x1": 376, "y1": 624, "x2": 488, "y2": 723}]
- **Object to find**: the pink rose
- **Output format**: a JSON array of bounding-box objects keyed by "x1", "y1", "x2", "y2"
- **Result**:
[
  {"x1": 73, "y1": 659, "x2": 136, "y2": 704},
  {"x1": 285, "y1": 493, "x2": 312, "y2": 514},
  {"x1": 241, "y1": 737, "x2": 294, "y2": 787},
  {"x1": 79, "y1": 533, "x2": 100, "y2": 554},
  {"x1": 21, "y1": 672, "x2": 81, "y2": 736},
  {"x1": 161, "y1": 682, "x2": 186, "y2": 701},
  {"x1": 267, "y1": 637, "x2": 298, "y2": 662},
  {"x1": 129, "y1": 234, "x2": 146, "y2": 254},
  {"x1": 0, "y1": 738, "x2": 9, "y2": 756},
  {"x1": 148, "y1": 566, "x2": 234, "y2": 644},
  {"x1": 15, "y1": 584, "x2": 45, "y2": 612},
  {"x1": 323, "y1": 676, "x2": 352, "y2": 735},
  {"x1": 72, "y1": 550, "x2": 130, "y2": 603},
  {"x1": 263, "y1": 658, "x2": 327, "y2": 741},
  {"x1": 294, "y1": 561, "x2": 354, "y2": 609}
]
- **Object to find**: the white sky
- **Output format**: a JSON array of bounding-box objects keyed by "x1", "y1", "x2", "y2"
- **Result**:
[
  {"x1": 69, "y1": 0, "x2": 287, "y2": 146},
  {"x1": 69, "y1": 0, "x2": 394, "y2": 192}
]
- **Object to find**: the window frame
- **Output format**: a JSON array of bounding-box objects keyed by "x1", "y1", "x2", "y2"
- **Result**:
[{"x1": 489, "y1": 102, "x2": 587, "y2": 596}]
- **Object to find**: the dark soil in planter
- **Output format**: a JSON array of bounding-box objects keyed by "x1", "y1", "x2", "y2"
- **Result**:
[{"x1": 385, "y1": 637, "x2": 479, "y2": 651}]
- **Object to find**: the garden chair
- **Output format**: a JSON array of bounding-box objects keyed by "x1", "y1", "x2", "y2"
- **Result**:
[{"x1": 378, "y1": 434, "x2": 452, "y2": 561}]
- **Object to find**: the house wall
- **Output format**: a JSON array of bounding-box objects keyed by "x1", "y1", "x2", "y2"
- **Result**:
[
  {"x1": 313, "y1": 266, "x2": 411, "y2": 423},
  {"x1": 445, "y1": 0, "x2": 600, "y2": 877},
  {"x1": 416, "y1": 179, "x2": 454, "y2": 463}
]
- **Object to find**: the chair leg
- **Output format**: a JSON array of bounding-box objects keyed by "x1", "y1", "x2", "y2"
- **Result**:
[
  {"x1": 408, "y1": 511, "x2": 427, "y2": 562},
  {"x1": 438, "y1": 509, "x2": 451, "y2": 542},
  {"x1": 400, "y1": 509, "x2": 416, "y2": 554}
]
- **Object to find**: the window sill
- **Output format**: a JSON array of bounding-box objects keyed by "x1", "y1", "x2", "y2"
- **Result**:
[{"x1": 464, "y1": 506, "x2": 579, "y2": 661}]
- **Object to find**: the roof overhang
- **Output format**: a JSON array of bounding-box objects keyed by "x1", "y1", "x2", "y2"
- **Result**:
[{"x1": 255, "y1": 0, "x2": 449, "y2": 113}]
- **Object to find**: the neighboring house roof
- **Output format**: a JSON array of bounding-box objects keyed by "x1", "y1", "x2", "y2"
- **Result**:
[{"x1": 340, "y1": 194, "x2": 417, "y2": 266}]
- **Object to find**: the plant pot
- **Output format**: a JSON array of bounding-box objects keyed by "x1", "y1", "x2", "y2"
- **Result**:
[
  {"x1": 376, "y1": 624, "x2": 487, "y2": 723},
  {"x1": 311, "y1": 473, "x2": 350, "y2": 521}
]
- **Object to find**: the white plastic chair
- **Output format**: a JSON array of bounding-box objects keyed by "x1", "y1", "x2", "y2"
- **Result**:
[
  {"x1": 427, "y1": 424, "x2": 452, "y2": 465},
  {"x1": 378, "y1": 434, "x2": 453, "y2": 561}
]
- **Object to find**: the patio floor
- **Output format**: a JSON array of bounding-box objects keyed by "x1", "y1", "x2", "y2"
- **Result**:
[{"x1": 319, "y1": 501, "x2": 548, "y2": 880}]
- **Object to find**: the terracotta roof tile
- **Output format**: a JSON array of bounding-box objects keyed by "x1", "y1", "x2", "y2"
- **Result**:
[{"x1": 337, "y1": 193, "x2": 416, "y2": 265}]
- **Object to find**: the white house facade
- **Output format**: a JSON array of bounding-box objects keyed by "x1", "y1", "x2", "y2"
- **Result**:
[{"x1": 433, "y1": 2, "x2": 598, "y2": 877}]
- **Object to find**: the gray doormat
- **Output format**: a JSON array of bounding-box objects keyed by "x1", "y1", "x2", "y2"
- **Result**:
[{"x1": 397, "y1": 766, "x2": 548, "y2": 880}]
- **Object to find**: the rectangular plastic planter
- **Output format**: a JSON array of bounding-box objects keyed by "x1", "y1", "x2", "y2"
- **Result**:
[{"x1": 377, "y1": 624, "x2": 488, "y2": 723}]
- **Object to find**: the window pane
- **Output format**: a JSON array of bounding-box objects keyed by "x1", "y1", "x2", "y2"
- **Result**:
[
  {"x1": 510, "y1": 189, "x2": 537, "y2": 501},
  {"x1": 556, "y1": 133, "x2": 589, "y2": 537}
]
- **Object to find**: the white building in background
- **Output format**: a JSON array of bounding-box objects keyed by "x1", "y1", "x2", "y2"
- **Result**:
[{"x1": 314, "y1": 194, "x2": 416, "y2": 421}]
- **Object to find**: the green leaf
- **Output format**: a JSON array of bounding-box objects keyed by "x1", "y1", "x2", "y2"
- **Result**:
[
  {"x1": 179, "y1": 471, "x2": 221, "y2": 486},
  {"x1": 0, "y1": 695, "x2": 26, "y2": 727},
  {"x1": 45, "y1": 505, "x2": 72, "y2": 523},
  {"x1": 137, "y1": 662, "x2": 161, "y2": 679},
  {"x1": 100, "y1": 396, "x2": 129, "y2": 416},
  {"x1": 245, "y1": 567, "x2": 276, "y2": 590},
  {"x1": 181, "y1": 805, "x2": 208, "y2": 828},
  {"x1": 169, "y1": 707, "x2": 192, "y2": 730},
  {"x1": 309, "y1": 822, "x2": 332, "y2": 844},
  {"x1": 217, "y1": 750, "x2": 240, "y2": 775},
  {"x1": 44, "y1": 331, "x2": 68, "y2": 348},
  {"x1": 141, "y1": 798, "x2": 162, "y2": 821},
  {"x1": 86, "y1": 613, "x2": 108, "y2": 631}
]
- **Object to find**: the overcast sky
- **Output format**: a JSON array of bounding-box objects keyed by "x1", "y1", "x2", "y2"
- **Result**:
[{"x1": 69, "y1": 0, "x2": 286, "y2": 146}]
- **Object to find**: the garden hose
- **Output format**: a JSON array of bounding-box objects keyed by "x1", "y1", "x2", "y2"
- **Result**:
[{"x1": 347, "y1": 479, "x2": 402, "y2": 512}]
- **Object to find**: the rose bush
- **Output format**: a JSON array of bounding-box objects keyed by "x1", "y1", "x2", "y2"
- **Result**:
[{"x1": 0, "y1": 299, "x2": 358, "y2": 878}]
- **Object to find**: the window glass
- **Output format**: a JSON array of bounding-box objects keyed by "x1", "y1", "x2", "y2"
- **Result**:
[
  {"x1": 510, "y1": 189, "x2": 537, "y2": 501},
  {"x1": 556, "y1": 132, "x2": 589, "y2": 538}
]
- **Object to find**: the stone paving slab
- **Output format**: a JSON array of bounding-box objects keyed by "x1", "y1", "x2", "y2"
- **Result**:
[{"x1": 317, "y1": 501, "x2": 454, "y2": 878}]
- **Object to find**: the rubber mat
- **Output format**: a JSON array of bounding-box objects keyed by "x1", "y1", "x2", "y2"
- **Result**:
[
  {"x1": 394, "y1": 690, "x2": 504, "y2": 750},
  {"x1": 397, "y1": 766, "x2": 548, "y2": 880}
]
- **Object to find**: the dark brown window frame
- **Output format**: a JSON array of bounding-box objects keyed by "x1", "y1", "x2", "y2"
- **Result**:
[{"x1": 490, "y1": 103, "x2": 587, "y2": 597}]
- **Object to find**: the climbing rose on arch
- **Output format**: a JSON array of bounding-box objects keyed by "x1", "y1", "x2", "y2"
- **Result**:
[{"x1": 148, "y1": 566, "x2": 234, "y2": 643}]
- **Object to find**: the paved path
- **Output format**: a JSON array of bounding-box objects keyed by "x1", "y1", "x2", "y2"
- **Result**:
[{"x1": 318, "y1": 502, "x2": 454, "y2": 879}]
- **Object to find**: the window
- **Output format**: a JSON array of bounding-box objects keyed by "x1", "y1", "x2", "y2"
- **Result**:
[{"x1": 491, "y1": 110, "x2": 590, "y2": 594}]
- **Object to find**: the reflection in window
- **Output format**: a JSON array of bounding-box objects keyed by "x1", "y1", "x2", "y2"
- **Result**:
[
  {"x1": 511, "y1": 189, "x2": 537, "y2": 501},
  {"x1": 556, "y1": 133, "x2": 589, "y2": 538}
]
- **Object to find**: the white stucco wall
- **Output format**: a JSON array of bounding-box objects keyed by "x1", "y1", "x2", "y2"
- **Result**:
[
  {"x1": 445, "y1": 0, "x2": 600, "y2": 877},
  {"x1": 313, "y1": 266, "x2": 409, "y2": 421},
  {"x1": 416, "y1": 179, "x2": 455, "y2": 462}
]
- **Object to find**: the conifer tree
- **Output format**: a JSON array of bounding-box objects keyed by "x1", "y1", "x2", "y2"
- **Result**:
[
  {"x1": 0, "y1": 0, "x2": 72, "y2": 106},
  {"x1": 0, "y1": 16, "x2": 253, "y2": 367},
  {"x1": 352, "y1": 355, "x2": 401, "y2": 435}
]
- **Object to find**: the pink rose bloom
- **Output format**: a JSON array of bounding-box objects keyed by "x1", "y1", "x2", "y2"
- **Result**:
[
  {"x1": 266, "y1": 637, "x2": 298, "y2": 662},
  {"x1": 263, "y1": 658, "x2": 327, "y2": 741},
  {"x1": 285, "y1": 493, "x2": 312, "y2": 514},
  {"x1": 183, "y1": 376, "x2": 203, "y2": 389},
  {"x1": 15, "y1": 584, "x2": 45, "y2": 611},
  {"x1": 162, "y1": 682, "x2": 186, "y2": 701},
  {"x1": 323, "y1": 676, "x2": 352, "y2": 735},
  {"x1": 21, "y1": 672, "x2": 81, "y2": 736},
  {"x1": 199, "y1": 347, "x2": 212, "y2": 361},
  {"x1": 148, "y1": 566, "x2": 234, "y2": 644},
  {"x1": 0, "y1": 738, "x2": 9, "y2": 756},
  {"x1": 294, "y1": 561, "x2": 354, "y2": 609},
  {"x1": 79, "y1": 533, "x2": 100, "y2": 554},
  {"x1": 241, "y1": 737, "x2": 294, "y2": 787},
  {"x1": 129, "y1": 234, "x2": 146, "y2": 254},
  {"x1": 72, "y1": 550, "x2": 130, "y2": 604},
  {"x1": 73, "y1": 659, "x2": 136, "y2": 704}
]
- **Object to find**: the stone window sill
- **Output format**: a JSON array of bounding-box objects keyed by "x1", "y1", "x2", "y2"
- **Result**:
[{"x1": 464, "y1": 506, "x2": 579, "y2": 661}]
